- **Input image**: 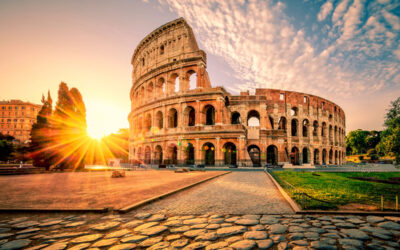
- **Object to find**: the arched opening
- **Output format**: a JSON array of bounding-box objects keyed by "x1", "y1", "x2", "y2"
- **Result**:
[
  {"x1": 137, "y1": 117, "x2": 143, "y2": 132},
  {"x1": 187, "y1": 70, "x2": 197, "y2": 90},
  {"x1": 223, "y1": 142, "x2": 237, "y2": 165},
  {"x1": 322, "y1": 149, "x2": 327, "y2": 165},
  {"x1": 314, "y1": 149, "x2": 320, "y2": 165},
  {"x1": 291, "y1": 147, "x2": 300, "y2": 165},
  {"x1": 267, "y1": 145, "x2": 278, "y2": 165},
  {"x1": 203, "y1": 142, "x2": 215, "y2": 166},
  {"x1": 302, "y1": 119, "x2": 309, "y2": 137},
  {"x1": 140, "y1": 86, "x2": 145, "y2": 104},
  {"x1": 168, "y1": 144, "x2": 178, "y2": 165},
  {"x1": 224, "y1": 97, "x2": 230, "y2": 106},
  {"x1": 185, "y1": 143, "x2": 195, "y2": 165},
  {"x1": 147, "y1": 82, "x2": 154, "y2": 100},
  {"x1": 313, "y1": 121, "x2": 318, "y2": 136},
  {"x1": 247, "y1": 110, "x2": 260, "y2": 126},
  {"x1": 334, "y1": 126, "x2": 338, "y2": 141},
  {"x1": 155, "y1": 111, "x2": 163, "y2": 130},
  {"x1": 269, "y1": 116, "x2": 274, "y2": 129},
  {"x1": 155, "y1": 145, "x2": 163, "y2": 165},
  {"x1": 290, "y1": 107, "x2": 298, "y2": 116},
  {"x1": 160, "y1": 44, "x2": 164, "y2": 55},
  {"x1": 335, "y1": 150, "x2": 338, "y2": 165},
  {"x1": 168, "y1": 108, "x2": 178, "y2": 128},
  {"x1": 170, "y1": 73, "x2": 179, "y2": 93},
  {"x1": 329, "y1": 125, "x2": 333, "y2": 141},
  {"x1": 204, "y1": 105, "x2": 215, "y2": 125},
  {"x1": 157, "y1": 78, "x2": 165, "y2": 96},
  {"x1": 144, "y1": 146, "x2": 151, "y2": 164},
  {"x1": 184, "y1": 106, "x2": 195, "y2": 127},
  {"x1": 321, "y1": 122, "x2": 327, "y2": 137},
  {"x1": 302, "y1": 147, "x2": 309, "y2": 164},
  {"x1": 248, "y1": 145, "x2": 261, "y2": 167},
  {"x1": 278, "y1": 117, "x2": 287, "y2": 130},
  {"x1": 231, "y1": 112, "x2": 241, "y2": 124},
  {"x1": 291, "y1": 119, "x2": 298, "y2": 136},
  {"x1": 329, "y1": 149, "x2": 333, "y2": 164},
  {"x1": 145, "y1": 114, "x2": 152, "y2": 132}
]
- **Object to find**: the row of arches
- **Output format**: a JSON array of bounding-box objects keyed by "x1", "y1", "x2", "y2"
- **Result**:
[{"x1": 133, "y1": 70, "x2": 198, "y2": 107}]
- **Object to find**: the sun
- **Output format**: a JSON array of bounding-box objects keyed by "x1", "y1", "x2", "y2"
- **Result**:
[{"x1": 87, "y1": 127, "x2": 107, "y2": 140}]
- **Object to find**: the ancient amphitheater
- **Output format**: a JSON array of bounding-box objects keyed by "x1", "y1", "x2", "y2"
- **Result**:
[{"x1": 128, "y1": 18, "x2": 346, "y2": 167}]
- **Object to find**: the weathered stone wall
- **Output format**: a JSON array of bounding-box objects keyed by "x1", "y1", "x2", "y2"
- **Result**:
[{"x1": 128, "y1": 18, "x2": 346, "y2": 167}]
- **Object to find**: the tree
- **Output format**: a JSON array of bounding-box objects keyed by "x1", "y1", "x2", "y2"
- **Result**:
[
  {"x1": 378, "y1": 97, "x2": 400, "y2": 163},
  {"x1": 0, "y1": 135, "x2": 14, "y2": 162},
  {"x1": 345, "y1": 129, "x2": 369, "y2": 155}
]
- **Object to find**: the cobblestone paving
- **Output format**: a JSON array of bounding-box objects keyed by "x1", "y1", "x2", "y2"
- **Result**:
[
  {"x1": 1, "y1": 212, "x2": 400, "y2": 249},
  {"x1": 135, "y1": 172, "x2": 293, "y2": 215}
]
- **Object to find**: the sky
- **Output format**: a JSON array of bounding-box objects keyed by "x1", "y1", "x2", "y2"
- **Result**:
[{"x1": 0, "y1": 0, "x2": 399, "y2": 138}]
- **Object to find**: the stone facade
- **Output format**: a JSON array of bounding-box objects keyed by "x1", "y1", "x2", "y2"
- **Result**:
[
  {"x1": 0, "y1": 100, "x2": 41, "y2": 143},
  {"x1": 128, "y1": 18, "x2": 346, "y2": 167}
]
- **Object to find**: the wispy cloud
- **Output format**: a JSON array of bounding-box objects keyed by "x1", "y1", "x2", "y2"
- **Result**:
[{"x1": 318, "y1": 1, "x2": 333, "y2": 21}]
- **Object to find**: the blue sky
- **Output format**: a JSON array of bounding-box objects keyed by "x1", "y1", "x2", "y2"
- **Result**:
[{"x1": 0, "y1": 0, "x2": 399, "y2": 136}]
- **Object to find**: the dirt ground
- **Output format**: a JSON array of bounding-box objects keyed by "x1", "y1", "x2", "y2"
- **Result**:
[{"x1": 0, "y1": 170, "x2": 225, "y2": 210}]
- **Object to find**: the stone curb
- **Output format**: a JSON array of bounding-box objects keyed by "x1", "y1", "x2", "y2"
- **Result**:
[
  {"x1": 264, "y1": 171, "x2": 299, "y2": 213},
  {"x1": 0, "y1": 207, "x2": 110, "y2": 213},
  {"x1": 118, "y1": 171, "x2": 231, "y2": 213}
]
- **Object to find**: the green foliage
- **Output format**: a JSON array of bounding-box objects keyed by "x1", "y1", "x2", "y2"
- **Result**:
[
  {"x1": 0, "y1": 137, "x2": 14, "y2": 162},
  {"x1": 378, "y1": 97, "x2": 400, "y2": 164},
  {"x1": 346, "y1": 129, "x2": 369, "y2": 154}
]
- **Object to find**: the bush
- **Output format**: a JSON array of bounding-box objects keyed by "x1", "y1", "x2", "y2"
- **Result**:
[{"x1": 367, "y1": 148, "x2": 377, "y2": 156}]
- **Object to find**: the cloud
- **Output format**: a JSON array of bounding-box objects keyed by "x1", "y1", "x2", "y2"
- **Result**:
[
  {"x1": 332, "y1": 0, "x2": 350, "y2": 25},
  {"x1": 318, "y1": 1, "x2": 333, "y2": 21},
  {"x1": 382, "y1": 9, "x2": 400, "y2": 30}
]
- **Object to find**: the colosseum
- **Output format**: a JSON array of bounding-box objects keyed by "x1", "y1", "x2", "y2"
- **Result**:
[{"x1": 128, "y1": 18, "x2": 346, "y2": 167}]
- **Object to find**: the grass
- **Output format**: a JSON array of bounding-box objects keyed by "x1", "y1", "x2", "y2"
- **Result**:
[{"x1": 272, "y1": 171, "x2": 400, "y2": 210}]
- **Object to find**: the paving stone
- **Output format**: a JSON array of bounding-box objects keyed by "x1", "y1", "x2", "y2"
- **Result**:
[
  {"x1": 39, "y1": 220, "x2": 63, "y2": 227},
  {"x1": 310, "y1": 241, "x2": 337, "y2": 250},
  {"x1": 338, "y1": 238, "x2": 363, "y2": 248},
  {"x1": 12, "y1": 221, "x2": 39, "y2": 229},
  {"x1": 105, "y1": 229, "x2": 131, "y2": 239},
  {"x1": 341, "y1": 229, "x2": 370, "y2": 240},
  {"x1": 217, "y1": 226, "x2": 247, "y2": 237},
  {"x1": 318, "y1": 216, "x2": 331, "y2": 221},
  {"x1": 147, "y1": 241, "x2": 170, "y2": 250},
  {"x1": 242, "y1": 215, "x2": 261, "y2": 220},
  {"x1": 304, "y1": 232, "x2": 319, "y2": 239},
  {"x1": 277, "y1": 242, "x2": 289, "y2": 250},
  {"x1": 335, "y1": 223, "x2": 356, "y2": 229},
  {"x1": 67, "y1": 243, "x2": 91, "y2": 250},
  {"x1": 139, "y1": 236, "x2": 163, "y2": 247},
  {"x1": 164, "y1": 220, "x2": 182, "y2": 227},
  {"x1": 147, "y1": 214, "x2": 166, "y2": 222},
  {"x1": 346, "y1": 218, "x2": 365, "y2": 224},
  {"x1": 288, "y1": 233, "x2": 304, "y2": 241},
  {"x1": 235, "y1": 219, "x2": 259, "y2": 226},
  {"x1": 206, "y1": 241, "x2": 228, "y2": 250},
  {"x1": 180, "y1": 216, "x2": 195, "y2": 220},
  {"x1": 366, "y1": 242, "x2": 385, "y2": 250},
  {"x1": 221, "y1": 223, "x2": 233, "y2": 227},
  {"x1": 184, "y1": 241, "x2": 211, "y2": 249},
  {"x1": 41, "y1": 243, "x2": 67, "y2": 250},
  {"x1": 366, "y1": 216, "x2": 385, "y2": 224},
  {"x1": 210, "y1": 215, "x2": 223, "y2": 219},
  {"x1": 260, "y1": 216, "x2": 279, "y2": 225},
  {"x1": 291, "y1": 219, "x2": 305, "y2": 223},
  {"x1": 270, "y1": 234, "x2": 286, "y2": 243},
  {"x1": 183, "y1": 229, "x2": 207, "y2": 238},
  {"x1": 256, "y1": 239, "x2": 273, "y2": 249},
  {"x1": 322, "y1": 232, "x2": 340, "y2": 238},
  {"x1": 0, "y1": 234, "x2": 13, "y2": 240},
  {"x1": 243, "y1": 231, "x2": 268, "y2": 240},
  {"x1": 250, "y1": 224, "x2": 264, "y2": 231},
  {"x1": 195, "y1": 232, "x2": 218, "y2": 241},
  {"x1": 269, "y1": 224, "x2": 287, "y2": 234},
  {"x1": 165, "y1": 234, "x2": 181, "y2": 241},
  {"x1": 134, "y1": 213, "x2": 151, "y2": 219},
  {"x1": 26, "y1": 244, "x2": 49, "y2": 250},
  {"x1": 90, "y1": 221, "x2": 120, "y2": 231},
  {"x1": 0, "y1": 240, "x2": 8, "y2": 246},
  {"x1": 0, "y1": 239, "x2": 31, "y2": 250},
  {"x1": 225, "y1": 236, "x2": 243, "y2": 244},
  {"x1": 372, "y1": 232, "x2": 392, "y2": 240},
  {"x1": 133, "y1": 222, "x2": 159, "y2": 232},
  {"x1": 288, "y1": 226, "x2": 304, "y2": 233},
  {"x1": 43, "y1": 232, "x2": 88, "y2": 240},
  {"x1": 140, "y1": 225, "x2": 168, "y2": 236},
  {"x1": 16, "y1": 233, "x2": 38, "y2": 239},
  {"x1": 70, "y1": 234, "x2": 103, "y2": 244},
  {"x1": 64, "y1": 221, "x2": 86, "y2": 228},
  {"x1": 120, "y1": 235, "x2": 148, "y2": 243},
  {"x1": 225, "y1": 217, "x2": 240, "y2": 223},
  {"x1": 209, "y1": 218, "x2": 225, "y2": 224},
  {"x1": 91, "y1": 238, "x2": 118, "y2": 248},
  {"x1": 9, "y1": 217, "x2": 28, "y2": 224},
  {"x1": 0, "y1": 229, "x2": 9, "y2": 234},
  {"x1": 290, "y1": 240, "x2": 308, "y2": 246},
  {"x1": 170, "y1": 226, "x2": 191, "y2": 233},
  {"x1": 384, "y1": 216, "x2": 400, "y2": 222},
  {"x1": 230, "y1": 240, "x2": 256, "y2": 250},
  {"x1": 206, "y1": 224, "x2": 221, "y2": 230},
  {"x1": 184, "y1": 218, "x2": 208, "y2": 225},
  {"x1": 171, "y1": 238, "x2": 189, "y2": 248},
  {"x1": 17, "y1": 227, "x2": 40, "y2": 235},
  {"x1": 320, "y1": 238, "x2": 336, "y2": 245},
  {"x1": 190, "y1": 223, "x2": 208, "y2": 229},
  {"x1": 377, "y1": 221, "x2": 400, "y2": 230},
  {"x1": 122, "y1": 220, "x2": 143, "y2": 228},
  {"x1": 108, "y1": 243, "x2": 137, "y2": 250}
]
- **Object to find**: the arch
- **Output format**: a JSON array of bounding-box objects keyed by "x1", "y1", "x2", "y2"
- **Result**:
[
  {"x1": 184, "y1": 106, "x2": 196, "y2": 127},
  {"x1": 291, "y1": 147, "x2": 300, "y2": 165},
  {"x1": 168, "y1": 108, "x2": 178, "y2": 128},
  {"x1": 140, "y1": 86, "x2": 145, "y2": 104},
  {"x1": 156, "y1": 78, "x2": 165, "y2": 96},
  {"x1": 278, "y1": 117, "x2": 287, "y2": 130},
  {"x1": 290, "y1": 107, "x2": 298, "y2": 116},
  {"x1": 302, "y1": 119, "x2": 309, "y2": 137},
  {"x1": 335, "y1": 150, "x2": 338, "y2": 165},
  {"x1": 267, "y1": 145, "x2": 278, "y2": 165},
  {"x1": 314, "y1": 149, "x2": 320, "y2": 165},
  {"x1": 170, "y1": 73, "x2": 179, "y2": 93},
  {"x1": 313, "y1": 121, "x2": 318, "y2": 136},
  {"x1": 334, "y1": 126, "x2": 338, "y2": 141},
  {"x1": 291, "y1": 119, "x2": 298, "y2": 136},
  {"x1": 168, "y1": 144, "x2": 178, "y2": 165},
  {"x1": 137, "y1": 116, "x2": 143, "y2": 132},
  {"x1": 329, "y1": 125, "x2": 333, "y2": 141},
  {"x1": 155, "y1": 111, "x2": 163, "y2": 129},
  {"x1": 224, "y1": 96, "x2": 230, "y2": 106},
  {"x1": 248, "y1": 145, "x2": 261, "y2": 167},
  {"x1": 302, "y1": 147, "x2": 309, "y2": 164},
  {"x1": 321, "y1": 122, "x2": 327, "y2": 137},
  {"x1": 160, "y1": 44, "x2": 164, "y2": 55},
  {"x1": 247, "y1": 110, "x2": 260, "y2": 126},
  {"x1": 145, "y1": 113, "x2": 152, "y2": 132},
  {"x1": 147, "y1": 82, "x2": 154, "y2": 100},
  {"x1": 329, "y1": 149, "x2": 333, "y2": 164},
  {"x1": 203, "y1": 142, "x2": 215, "y2": 166},
  {"x1": 185, "y1": 143, "x2": 195, "y2": 165},
  {"x1": 223, "y1": 142, "x2": 237, "y2": 165},
  {"x1": 231, "y1": 112, "x2": 241, "y2": 125},
  {"x1": 322, "y1": 149, "x2": 327, "y2": 165},
  {"x1": 203, "y1": 105, "x2": 215, "y2": 125},
  {"x1": 154, "y1": 145, "x2": 163, "y2": 165},
  {"x1": 269, "y1": 116, "x2": 274, "y2": 129},
  {"x1": 187, "y1": 70, "x2": 197, "y2": 90},
  {"x1": 144, "y1": 146, "x2": 151, "y2": 164}
]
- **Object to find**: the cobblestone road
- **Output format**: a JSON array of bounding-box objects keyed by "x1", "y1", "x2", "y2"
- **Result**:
[
  {"x1": 1, "y1": 212, "x2": 400, "y2": 249},
  {"x1": 136, "y1": 172, "x2": 294, "y2": 215}
]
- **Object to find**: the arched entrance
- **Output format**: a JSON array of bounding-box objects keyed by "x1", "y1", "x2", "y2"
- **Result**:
[
  {"x1": 247, "y1": 110, "x2": 260, "y2": 126},
  {"x1": 185, "y1": 143, "x2": 195, "y2": 165},
  {"x1": 267, "y1": 145, "x2": 278, "y2": 165},
  {"x1": 144, "y1": 146, "x2": 151, "y2": 164},
  {"x1": 154, "y1": 145, "x2": 163, "y2": 165},
  {"x1": 322, "y1": 149, "x2": 327, "y2": 165},
  {"x1": 248, "y1": 145, "x2": 261, "y2": 167},
  {"x1": 291, "y1": 147, "x2": 300, "y2": 165},
  {"x1": 302, "y1": 147, "x2": 309, "y2": 164},
  {"x1": 204, "y1": 105, "x2": 215, "y2": 125},
  {"x1": 223, "y1": 142, "x2": 237, "y2": 165},
  {"x1": 329, "y1": 149, "x2": 333, "y2": 164},
  {"x1": 168, "y1": 144, "x2": 178, "y2": 165},
  {"x1": 203, "y1": 142, "x2": 215, "y2": 165},
  {"x1": 314, "y1": 149, "x2": 320, "y2": 165}
]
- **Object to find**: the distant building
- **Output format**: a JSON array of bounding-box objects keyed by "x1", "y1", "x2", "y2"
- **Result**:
[{"x1": 0, "y1": 100, "x2": 42, "y2": 143}]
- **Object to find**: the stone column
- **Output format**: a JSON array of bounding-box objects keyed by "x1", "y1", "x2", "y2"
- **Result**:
[
  {"x1": 215, "y1": 137, "x2": 221, "y2": 166},
  {"x1": 195, "y1": 138, "x2": 201, "y2": 164},
  {"x1": 215, "y1": 97, "x2": 224, "y2": 125},
  {"x1": 195, "y1": 100, "x2": 202, "y2": 126}
]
